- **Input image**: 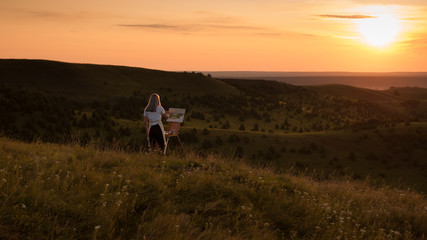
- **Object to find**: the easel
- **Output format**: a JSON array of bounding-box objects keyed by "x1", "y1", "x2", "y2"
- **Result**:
[{"x1": 163, "y1": 122, "x2": 185, "y2": 155}]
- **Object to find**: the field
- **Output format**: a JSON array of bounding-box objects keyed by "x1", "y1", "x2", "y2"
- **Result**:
[
  {"x1": 1, "y1": 59, "x2": 427, "y2": 238},
  {"x1": 0, "y1": 138, "x2": 426, "y2": 239}
]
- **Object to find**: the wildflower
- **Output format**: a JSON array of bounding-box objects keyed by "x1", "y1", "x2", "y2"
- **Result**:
[
  {"x1": 115, "y1": 201, "x2": 122, "y2": 207},
  {"x1": 2, "y1": 179, "x2": 6, "y2": 182},
  {"x1": 95, "y1": 225, "x2": 101, "y2": 230},
  {"x1": 259, "y1": 176, "x2": 262, "y2": 180},
  {"x1": 21, "y1": 203, "x2": 26, "y2": 209},
  {"x1": 241, "y1": 206, "x2": 246, "y2": 210},
  {"x1": 118, "y1": 174, "x2": 123, "y2": 178}
]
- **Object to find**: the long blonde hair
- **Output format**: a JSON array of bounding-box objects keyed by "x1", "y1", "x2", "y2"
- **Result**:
[{"x1": 145, "y1": 93, "x2": 161, "y2": 112}]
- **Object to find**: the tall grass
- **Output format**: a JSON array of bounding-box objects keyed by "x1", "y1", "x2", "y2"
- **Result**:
[{"x1": 0, "y1": 137, "x2": 425, "y2": 239}]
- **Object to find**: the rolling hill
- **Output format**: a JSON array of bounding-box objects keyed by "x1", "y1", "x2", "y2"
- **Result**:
[
  {"x1": 1, "y1": 58, "x2": 426, "y2": 194},
  {"x1": 0, "y1": 59, "x2": 238, "y2": 99}
]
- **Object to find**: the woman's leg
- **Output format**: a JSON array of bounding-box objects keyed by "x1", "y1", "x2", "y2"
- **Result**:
[{"x1": 148, "y1": 124, "x2": 165, "y2": 150}]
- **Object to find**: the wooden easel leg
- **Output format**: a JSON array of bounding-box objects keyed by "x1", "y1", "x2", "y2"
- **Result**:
[
  {"x1": 177, "y1": 136, "x2": 185, "y2": 156},
  {"x1": 163, "y1": 138, "x2": 169, "y2": 155}
]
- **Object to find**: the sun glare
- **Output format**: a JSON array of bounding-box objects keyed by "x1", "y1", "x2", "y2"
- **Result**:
[{"x1": 357, "y1": 14, "x2": 401, "y2": 47}]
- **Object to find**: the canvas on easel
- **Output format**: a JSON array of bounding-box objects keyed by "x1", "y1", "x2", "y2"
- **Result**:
[
  {"x1": 167, "y1": 108, "x2": 186, "y2": 123},
  {"x1": 164, "y1": 108, "x2": 186, "y2": 155}
]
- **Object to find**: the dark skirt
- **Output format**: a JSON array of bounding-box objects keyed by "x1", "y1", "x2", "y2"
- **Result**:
[{"x1": 149, "y1": 124, "x2": 165, "y2": 150}]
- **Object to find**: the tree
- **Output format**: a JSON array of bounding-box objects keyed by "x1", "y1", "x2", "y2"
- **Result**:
[
  {"x1": 215, "y1": 136, "x2": 224, "y2": 146},
  {"x1": 348, "y1": 151, "x2": 357, "y2": 161},
  {"x1": 202, "y1": 128, "x2": 210, "y2": 135},
  {"x1": 239, "y1": 124, "x2": 245, "y2": 131},
  {"x1": 234, "y1": 146, "x2": 244, "y2": 158},
  {"x1": 221, "y1": 120, "x2": 230, "y2": 129},
  {"x1": 201, "y1": 139, "x2": 213, "y2": 149},
  {"x1": 251, "y1": 122, "x2": 259, "y2": 131}
]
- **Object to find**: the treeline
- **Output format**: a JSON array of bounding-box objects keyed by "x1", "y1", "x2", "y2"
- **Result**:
[
  {"x1": 0, "y1": 86, "x2": 146, "y2": 150},
  {"x1": 0, "y1": 80, "x2": 417, "y2": 153},
  {"x1": 0, "y1": 86, "x2": 79, "y2": 142}
]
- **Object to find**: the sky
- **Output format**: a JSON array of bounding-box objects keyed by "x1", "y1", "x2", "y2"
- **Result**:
[{"x1": 1, "y1": 0, "x2": 427, "y2": 72}]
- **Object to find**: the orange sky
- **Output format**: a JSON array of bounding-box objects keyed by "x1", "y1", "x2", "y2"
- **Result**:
[{"x1": 1, "y1": 0, "x2": 426, "y2": 71}]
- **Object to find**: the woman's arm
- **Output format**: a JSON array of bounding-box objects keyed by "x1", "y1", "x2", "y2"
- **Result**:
[{"x1": 162, "y1": 110, "x2": 169, "y2": 120}]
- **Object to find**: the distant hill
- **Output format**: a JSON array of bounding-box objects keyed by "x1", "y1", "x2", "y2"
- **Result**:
[
  {"x1": 0, "y1": 59, "x2": 238, "y2": 99},
  {"x1": 204, "y1": 71, "x2": 427, "y2": 78},
  {"x1": 205, "y1": 72, "x2": 427, "y2": 89},
  {"x1": 306, "y1": 84, "x2": 402, "y2": 102}
]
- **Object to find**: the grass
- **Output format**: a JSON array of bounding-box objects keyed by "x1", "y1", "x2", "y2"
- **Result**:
[
  {"x1": 178, "y1": 122, "x2": 427, "y2": 193},
  {"x1": 0, "y1": 137, "x2": 426, "y2": 239}
]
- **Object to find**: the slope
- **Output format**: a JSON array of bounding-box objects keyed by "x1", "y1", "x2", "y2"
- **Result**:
[
  {"x1": 0, "y1": 59, "x2": 238, "y2": 99},
  {"x1": 0, "y1": 137, "x2": 425, "y2": 239}
]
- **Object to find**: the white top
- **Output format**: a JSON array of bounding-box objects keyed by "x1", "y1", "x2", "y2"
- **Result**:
[{"x1": 144, "y1": 106, "x2": 166, "y2": 126}]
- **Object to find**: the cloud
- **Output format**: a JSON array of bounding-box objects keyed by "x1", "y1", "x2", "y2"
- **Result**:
[
  {"x1": 118, "y1": 23, "x2": 265, "y2": 33},
  {"x1": 317, "y1": 14, "x2": 376, "y2": 19},
  {"x1": 119, "y1": 24, "x2": 182, "y2": 30},
  {"x1": 27, "y1": 11, "x2": 66, "y2": 18},
  {"x1": 350, "y1": 0, "x2": 427, "y2": 6}
]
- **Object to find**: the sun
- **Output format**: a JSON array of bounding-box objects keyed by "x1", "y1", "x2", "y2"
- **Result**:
[{"x1": 357, "y1": 14, "x2": 401, "y2": 47}]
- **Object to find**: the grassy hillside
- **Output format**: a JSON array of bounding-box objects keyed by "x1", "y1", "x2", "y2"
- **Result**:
[
  {"x1": 0, "y1": 59, "x2": 238, "y2": 99},
  {"x1": 1, "y1": 59, "x2": 427, "y2": 194},
  {"x1": 181, "y1": 122, "x2": 427, "y2": 192},
  {"x1": 308, "y1": 84, "x2": 427, "y2": 120},
  {"x1": 0, "y1": 137, "x2": 425, "y2": 239},
  {"x1": 306, "y1": 84, "x2": 401, "y2": 102}
]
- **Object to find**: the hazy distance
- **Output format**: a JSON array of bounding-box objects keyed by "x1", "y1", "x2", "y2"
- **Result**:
[{"x1": 204, "y1": 72, "x2": 427, "y2": 90}]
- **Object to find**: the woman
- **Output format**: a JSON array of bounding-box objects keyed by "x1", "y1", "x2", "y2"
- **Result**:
[{"x1": 143, "y1": 93, "x2": 169, "y2": 151}]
